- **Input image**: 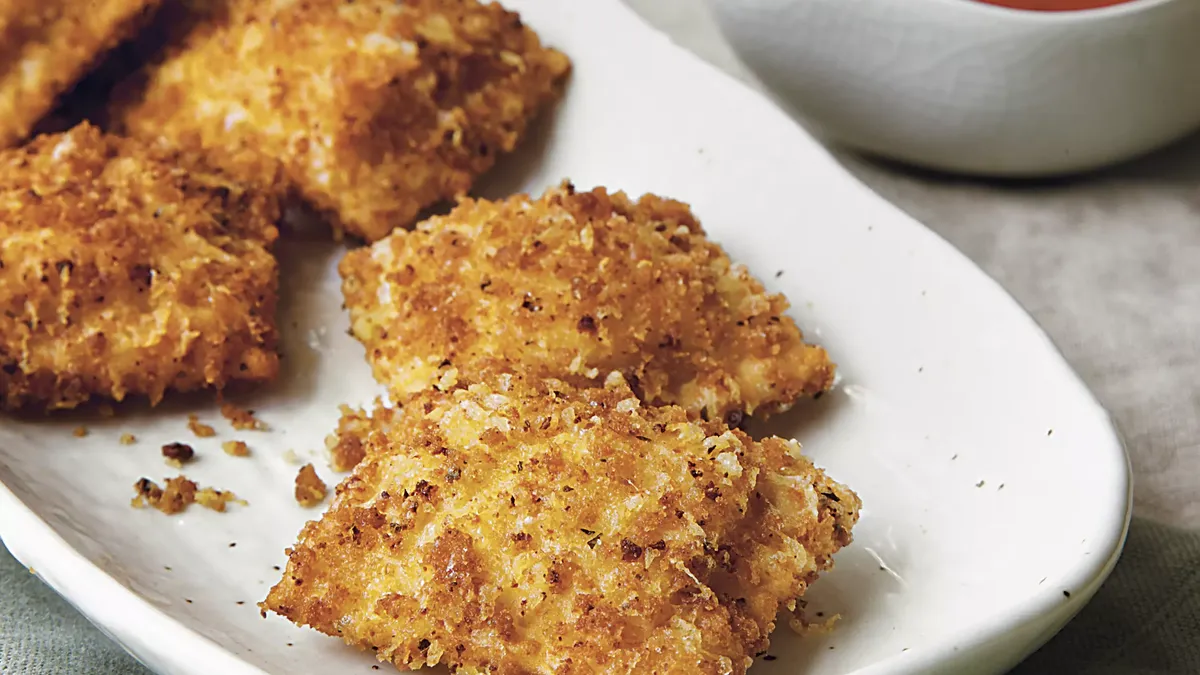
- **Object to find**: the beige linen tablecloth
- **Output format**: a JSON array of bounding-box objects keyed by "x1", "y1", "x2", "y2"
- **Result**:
[{"x1": 1, "y1": 2, "x2": 1197, "y2": 672}]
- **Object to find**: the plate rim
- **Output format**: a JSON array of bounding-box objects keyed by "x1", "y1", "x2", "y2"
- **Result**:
[
  {"x1": 0, "y1": 488, "x2": 268, "y2": 675},
  {"x1": 0, "y1": 1, "x2": 1132, "y2": 673}
]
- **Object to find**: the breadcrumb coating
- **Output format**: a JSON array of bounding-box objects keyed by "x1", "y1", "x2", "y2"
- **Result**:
[
  {"x1": 0, "y1": 0, "x2": 160, "y2": 148},
  {"x1": 326, "y1": 403, "x2": 370, "y2": 472},
  {"x1": 110, "y1": 0, "x2": 571, "y2": 241},
  {"x1": 263, "y1": 374, "x2": 858, "y2": 674},
  {"x1": 341, "y1": 183, "x2": 834, "y2": 424},
  {"x1": 0, "y1": 123, "x2": 281, "y2": 411}
]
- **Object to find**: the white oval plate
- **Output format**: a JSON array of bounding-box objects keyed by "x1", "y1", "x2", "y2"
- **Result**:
[{"x1": 0, "y1": 2, "x2": 1129, "y2": 674}]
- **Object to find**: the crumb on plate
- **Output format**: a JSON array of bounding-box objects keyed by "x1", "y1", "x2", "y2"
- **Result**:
[
  {"x1": 294, "y1": 463, "x2": 327, "y2": 508},
  {"x1": 187, "y1": 414, "x2": 216, "y2": 438},
  {"x1": 109, "y1": 0, "x2": 571, "y2": 241},
  {"x1": 131, "y1": 475, "x2": 244, "y2": 514},
  {"x1": 222, "y1": 440, "x2": 251, "y2": 457},
  {"x1": 340, "y1": 182, "x2": 834, "y2": 424},
  {"x1": 72, "y1": 425, "x2": 88, "y2": 438},
  {"x1": 788, "y1": 608, "x2": 841, "y2": 636},
  {"x1": 262, "y1": 373, "x2": 859, "y2": 674},
  {"x1": 220, "y1": 402, "x2": 268, "y2": 431},
  {"x1": 196, "y1": 485, "x2": 246, "y2": 512},
  {"x1": 0, "y1": 123, "x2": 281, "y2": 412},
  {"x1": 119, "y1": 432, "x2": 137, "y2": 445},
  {"x1": 161, "y1": 441, "x2": 194, "y2": 467}
]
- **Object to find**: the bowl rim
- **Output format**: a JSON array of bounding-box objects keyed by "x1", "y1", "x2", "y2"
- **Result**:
[{"x1": 930, "y1": 0, "x2": 1178, "y2": 21}]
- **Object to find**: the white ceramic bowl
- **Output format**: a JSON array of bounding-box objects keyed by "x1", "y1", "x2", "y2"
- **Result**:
[{"x1": 704, "y1": 0, "x2": 1200, "y2": 177}]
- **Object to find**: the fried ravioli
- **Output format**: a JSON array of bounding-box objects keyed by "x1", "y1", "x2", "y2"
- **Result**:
[
  {"x1": 263, "y1": 374, "x2": 858, "y2": 675},
  {"x1": 340, "y1": 183, "x2": 835, "y2": 424},
  {"x1": 0, "y1": 0, "x2": 160, "y2": 148},
  {"x1": 0, "y1": 123, "x2": 280, "y2": 411},
  {"x1": 109, "y1": 0, "x2": 571, "y2": 242}
]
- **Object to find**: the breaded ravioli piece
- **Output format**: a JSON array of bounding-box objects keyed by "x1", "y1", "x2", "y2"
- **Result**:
[
  {"x1": 0, "y1": 123, "x2": 280, "y2": 411},
  {"x1": 110, "y1": 0, "x2": 571, "y2": 241},
  {"x1": 263, "y1": 374, "x2": 859, "y2": 675},
  {"x1": 340, "y1": 183, "x2": 835, "y2": 423},
  {"x1": 0, "y1": 0, "x2": 160, "y2": 148}
]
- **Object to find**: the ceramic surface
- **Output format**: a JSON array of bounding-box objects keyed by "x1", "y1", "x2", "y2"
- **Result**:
[
  {"x1": 705, "y1": 0, "x2": 1200, "y2": 177},
  {"x1": 0, "y1": 2, "x2": 1130, "y2": 674}
]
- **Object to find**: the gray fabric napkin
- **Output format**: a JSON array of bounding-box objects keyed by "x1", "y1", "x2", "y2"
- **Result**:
[{"x1": 2, "y1": 1, "x2": 1199, "y2": 672}]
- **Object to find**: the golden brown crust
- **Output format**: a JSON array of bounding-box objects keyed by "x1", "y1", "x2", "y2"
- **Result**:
[
  {"x1": 110, "y1": 0, "x2": 571, "y2": 241},
  {"x1": 340, "y1": 183, "x2": 834, "y2": 424},
  {"x1": 0, "y1": 0, "x2": 160, "y2": 148},
  {"x1": 326, "y1": 403, "x2": 370, "y2": 472},
  {"x1": 0, "y1": 123, "x2": 281, "y2": 412},
  {"x1": 263, "y1": 374, "x2": 858, "y2": 674}
]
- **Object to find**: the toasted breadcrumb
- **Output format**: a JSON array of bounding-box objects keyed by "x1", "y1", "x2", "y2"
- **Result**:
[
  {"x1": 0, "y1": 0, "x2": 160, "y2": 148},
  {"x1": 222, "y1": 440, "x2": 251, "y2": 457},
  {"x1": 161, "y1": 441, "x2": 194, "y2": 467},
  {"x1": 263, "y1": 374, "x2": 859, "y2": 674},
  {"x1": 196, "y1": 486, "x2": 246, "y2": 512},
  {"x1": 294, "y1": 463, "x2": 327, "y2": 507},
  {"x1": 220, "y1": 402, "x2": 268, "y2": 431},
  {"x1": 187, "y1": 414, "x2": 216, "y2": 438},
  {"x1": 131, "y1": 476, "x2": 194, "y2": 514},
  {"x1": 119, "y1": 433, "x2": 136, "y2": 445},
  {"x1": 788, "y1": 608, "x2": 840, "y2": 636},
  {"x1": 72, "y1": 425, "x2": 88, "y2": 438},
  {"x1": 341, "y1": 183, "x2": 834, "y2": 424},
  {"x1": 131, "y1": 475, "x2": 243, "y2": 514},
  {"x1": 0, "y1": 123, "x2": 281, "y2": 412},
  {"x1": 110, "y1": 0, "x2": 571, "y2": 241}
]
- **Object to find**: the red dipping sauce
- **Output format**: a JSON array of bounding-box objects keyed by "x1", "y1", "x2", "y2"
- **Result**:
[{"x1": 976, "y1": 0, "x2": 1137, "y2": 9}]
